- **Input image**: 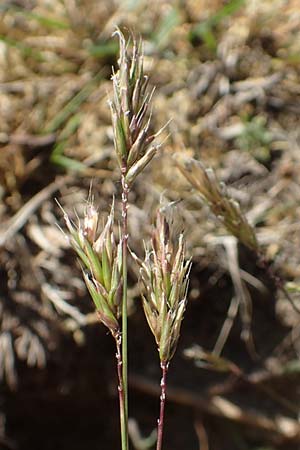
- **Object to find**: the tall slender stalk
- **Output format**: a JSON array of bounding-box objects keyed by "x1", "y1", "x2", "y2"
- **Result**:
[
  {"x1": 136, "y1": 211, "x2": 191, "y2": 450},
  {"x1": 115, "y1": 332, "x2": 127, "y2": 450},
  {"x1": 62, "y1": 31, "x2": 190, "y2": 450},
  {"x1": 110, "y1": 30, "x2": 167, "y2": 450},
  {"x1": 156, "y1": 361, "x2": 169, "y2": 450},
  {"x1": 61, "y1": 199, "x2": 126, "y2": 446},
  {"x1": 121, "y1": 169, "x2": 129, "y2": 450}
]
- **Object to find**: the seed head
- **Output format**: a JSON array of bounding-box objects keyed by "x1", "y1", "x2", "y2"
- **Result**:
[
  {"x1": 60, "y1": 199, "x2": 122, "y2": 337},
  {"x1": 175, "y1": 154, "x2": 258, "y2": 251},
  {"x1": 137, "y1": 210, "x2": 191, "y2": 363},
  {"x1": 110, "y1": 29, "x2": 164, "y2": 184},
  {"x1": 83, "y1": 203, "x2": 98, "y2": 244}
]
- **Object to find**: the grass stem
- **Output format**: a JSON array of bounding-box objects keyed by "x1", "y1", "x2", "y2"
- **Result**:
[
  {"x1": 115, "y1": 332, "x2": 127, "y2": 450},
  {"x1": 257, "y1": 251, "x2": 300, "y2": 314},
  {"x1": 156, "y1": 361, "x2": 169, "y2": 450},
  {"x1": 121, "y1": 170, "x2": 129, "y2": 450}
]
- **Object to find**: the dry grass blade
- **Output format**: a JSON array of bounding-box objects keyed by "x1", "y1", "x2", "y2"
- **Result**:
[
  {"x1": 213, "y1": 237, "x2": 256, "y2": 358},
  {"x1": 42, "y1": 284, "x2": 87, "y2": 326},
  {"x1": 129, "y1": 372, "x2": 300, "y2": 442},
  {"x1": 0, "y1": 177, "x2": 68, "y2": 248},
  {"x1": 2, "y1": 1, "x2": 300, "y2": 448},
  {"x1": 0, "y1": 332, "x2": 17, "y2": 390}
]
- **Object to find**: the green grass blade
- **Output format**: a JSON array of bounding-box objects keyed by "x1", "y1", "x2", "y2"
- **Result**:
[
  {"x1": 88, "y1": 42, "x2": 118, "y2": 58},
  {"x1": 44, "y1": 73, "x2": 102, "y2": 133},
  {"x1": 0, "y1": 5, "x2": 70, "y2": 29},
  {"x1": 152, "y1": 8, "x2": 181, "y2": 49},
  {"x1": 190, "y1": 0, "x2": 245, "y2": 42},
  {"x1": 0, "y1": 35, "x2": 44, "y2": 61}
]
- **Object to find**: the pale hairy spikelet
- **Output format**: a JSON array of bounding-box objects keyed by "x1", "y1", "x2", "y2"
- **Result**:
[
  {"x1": 110, "y1": 29, "x2": 163, "y2": 183},
  {"x1": 175, "y1": 154, "x2": 258, "y2": 251},
  {"x1": 135, "y1": 210, "x2": 191, "y2": 363},
  {"x1": 60, "y1": 200, "x2": 122, "y2": 337}
]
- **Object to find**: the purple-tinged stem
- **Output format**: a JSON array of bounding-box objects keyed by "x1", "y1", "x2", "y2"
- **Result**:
[
  {"x1": 257, "y1": 251, "x2": 300, "y2": 314},
  {"x1": 156, "y1": 361, "x2": 169, "y2": 450},
  {"x1": 114, "y1": 332, "x2": 127, "y2": 450}
]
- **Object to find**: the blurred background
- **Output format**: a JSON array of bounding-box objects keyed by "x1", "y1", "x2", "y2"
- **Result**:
[{"x1": 1, "y1": 0, "x2": 300, "y2": 449}]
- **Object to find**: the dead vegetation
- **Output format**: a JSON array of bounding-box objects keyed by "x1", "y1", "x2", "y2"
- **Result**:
[{"x1": 1, "y1": 1, "x2": 300, "y2": 449}]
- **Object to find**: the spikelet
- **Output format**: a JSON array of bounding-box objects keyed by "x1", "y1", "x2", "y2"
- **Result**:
[
  {"x1": 134, "y1": 210, "x2": 191, "y2": 363},
  {"x1": 110, "y1": 29, "x2": 164, "y2": 184},
  {"x1": 175, "y1": 154, "x2": 258, "y2": 251},
  {"x1": 60, "y1": 199, "x2": 122, "y2": 337}
]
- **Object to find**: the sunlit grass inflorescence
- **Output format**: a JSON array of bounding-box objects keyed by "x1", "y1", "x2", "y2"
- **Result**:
[
  {"x1": 136, "y1": 210, "x2": 191, "y2": 364},
  {"x1": 61, "y1": 200, "x2": 122, "y2": 337},
  {"x1": 175, "y1": 154, "x2": 258, "y2": 252},
  {"x1": 59, "y1": 31, "x2": 190, "y2": 450},
  {"x1": 109, "y1": 29, "x2": 164, "y2": 185}
]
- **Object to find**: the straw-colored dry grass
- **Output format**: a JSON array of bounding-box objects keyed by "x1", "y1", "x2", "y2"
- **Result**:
[{"x1": 1, "y1": 1, "x2": 300, "y2": 449}]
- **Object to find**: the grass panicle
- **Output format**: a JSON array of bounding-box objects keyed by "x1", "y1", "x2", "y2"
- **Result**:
[
  {"x1": 60, "y1": 197, "x2": 128, "y2": 450},
  {"x1": 61, "y1": 32, "x2": 181, "y2": 450},
  {"x1": 175, "y1": 154, "x2": 258, "y2": 252},
  {"x1": 109, "y1": 30, "x2": 164, "y2": 450},
  {"x1": 137, "y1": 210, "x2": 191, "y2": 364},
  {"x1": 133, "y1": 209, "x2": 191, "y2": 450},
  {"x1": 61, "y1": 200, "x2": 122, "y2": 337},
  {"x1": 110, "y1": 29, "x2": 163, "y2": 185}
]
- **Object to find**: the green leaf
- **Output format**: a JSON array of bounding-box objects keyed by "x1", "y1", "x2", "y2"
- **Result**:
[
  {"x1": 44, "y1": 73, "x2": 102, "y2": 133},
  {"x1": 0, "y1": 5, "x2": 70, "y2": 29},
  {"x1": 51, "y1": 154, "x2": 86, "y2": 172},
  {"x1": 283, "y1": 359, "x2": 300, "y2": 374},
  {"x1": 88, "y1": 42, "x2": 118, "y2": 58},
  {"x1": 0, "y1": 35, "x2": 44, "y2": 61},
  {"x1": 152, "y1": 8, "x2": 181, "y2": 49},
  {"x1": 189, "y1": 0, "x2": 245, "y2": 50},
  {"x1": 50, "y1": 114, "x2": 85, "y2": 171}
]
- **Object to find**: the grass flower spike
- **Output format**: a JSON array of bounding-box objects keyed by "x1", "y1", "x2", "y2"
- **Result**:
[
  {"x1": 60, "y1": 32, "x2": 175, "y2": 450},
  {"x1": 110, "y1": 30, "x2": 162, "y2": 185},
  {"x1": 140, "y1": 210, "x2": 191, "y2": 364},
  {"x1": 61, "y1": 198, "x2": 128, "y2": 450},
  {"x1": 137, "y1": 209, "x2": 191, "y2": 450},
  {"x1": 109, "y1": 30, "x2": 164, "y2": 450},
  {"x1": 175, "y1": 154, "x2": 258, "y2": 251},
  {"x1": 62, "y1": 200, "x2": 122, "y2": 337}
]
